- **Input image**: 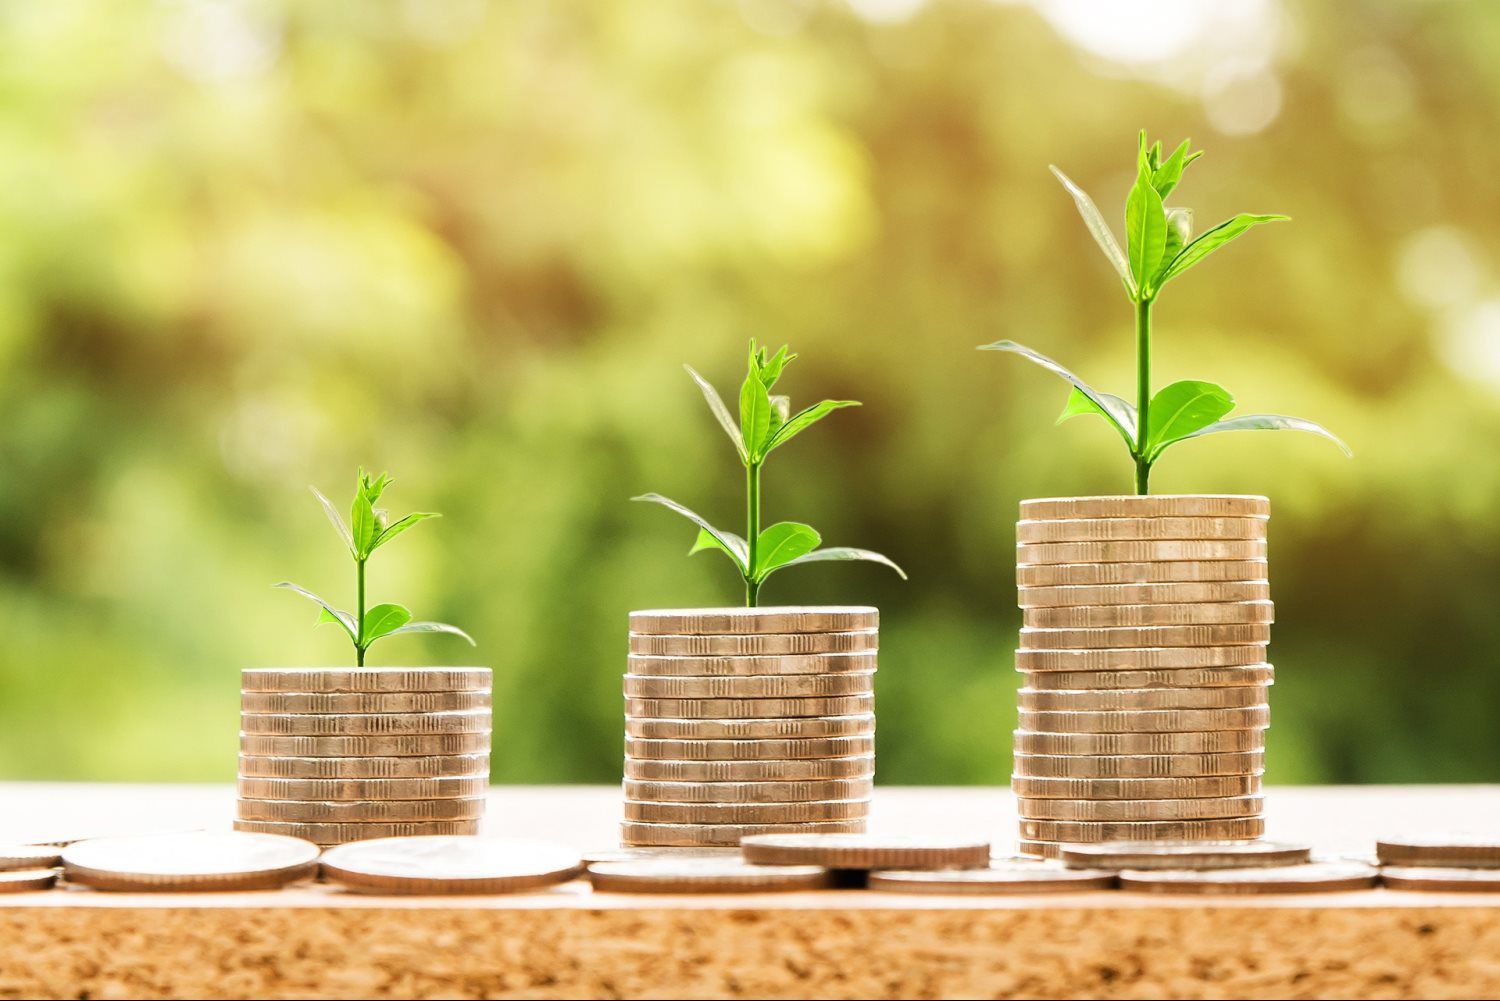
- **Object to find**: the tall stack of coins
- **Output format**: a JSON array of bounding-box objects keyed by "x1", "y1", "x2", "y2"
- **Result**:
[
  {"x1": 1012, "y1": 496, "x2": 1272, "y2": 859},
  {"x1": 236, "y1": 667, "x2": 492, "y2": 847},
  {"x1": 623, "y1": 607, "x2": 878, "y2": 847}
]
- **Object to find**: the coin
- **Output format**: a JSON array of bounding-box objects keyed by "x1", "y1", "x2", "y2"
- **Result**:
[
  {"x1": 1018, "y1": 580, "x2": 1271, "y2": 608},
  {"x1": 1380, "y1": 867, "x2": 1500, "y2": 891},
  {"x1": 1020, "y1": 496, "x2": 1270, "y2": 520},
  {"x1": 1375, "y1": 835, "x2": 1500, "y2": 867},
  {"x1": 318, "y1": 836, "x2": 581, "y2": 894},
  {"x1": 242, "y1": 668, "x2": 491, "y2": 693},
  {"x1": 1019, "y1": 817, "x2": 1266, "y2": 842},
  {"x1": 0, "y1": 870, "x2": 59, "y2": 892},
  {"x1": 62, "y1": 832, "x2": 320, "y2": 891},
  {"x1": 623, "y1": 755, "x2": 875, "y2": 782},
  {"x1": 624, "y1": 696, "x2": 874, "y2": 720},
  {"x1": 581, "y1": 847, "x2": 739, "y2": 864},
  {"x1": 1013, "y1": 750, "x2": 1265, "y2": 778},
  {"x1": 240, "y1": 691, "x2": 492, "y2": 714},
  {"x1": 1018, "y1": 539, "x2": 1267, "y2": 566},
  {"x1": 1013, "y1": 730, "x2": 1265, "y2": 755},
  {"x1": 1012, "y1": 775, "x2": 1261, "y2": 800},
  {"x1": 624, "y1": 735, "x2": 875, "y2": 760},
  {"x1": 629, "y1": 631, "x2": 879, "y2": 656},
  {"x1": 237, "y1": 753, "x2": 490, "y2": 779},
  {"x1": 240, "y1": 710, "x2": 492, "y2": 736},
  {"x1": 623, "y1": 799, "x2": 870, "y2": 824},
  {"x1": 1016, "y1": 839, "x2": 1063, "y2": 859},
  {"x1": 621, "y1": 820, "x2": 866, "y2": 847},
  {"x1": 1017, "y1": 795, "x2": 1264, "y2": 822},
  {"x1": 1117, "y1": 861, "x2": 1376, "y2": 894},
  {"x1": 625, "y1": 715, "x2": 875, "y2": 740},
  {"x1": 741, "y1": 833, "x2": 991, "y2": 870},
  {"x1": 623, "y1": 673, "x2": 875, "y2": 699},
  {"x1": 629, "y1": 607, "x2": 878, "y2": 635},
  {"x1": 237, "y1": 776, "x2": 489, "y2": 801},
  {"x1": 0, "y1": 846, "x2": 62, "y2": 871},
  {"x1": 1024, "y1": 601, "x2": 1275, "y2": 629},
  {"x1": 624, "y1": 778, "x2": 873, "y2": 803},
  {"x1": 867, "y1": 864, "x2": 1116, "y2": 894},
  {"x1": 1020, "y1": 623, "x2": 1271, "y2": 650},
  {"x1": 1023, "y1": 666, "x2": 1274, "y2": 690},
  {"x1": 236, "y1": 798, "x2": 485, "y2": 823},
  {"x1": 232, "y1": 819, "x2": 480, "y2": 844},
  {"x1": 1017, "y1": 517, "x2": 1267, "y2": 544},
  {"x1": 1018, "y1": 686, "x2": 1268, "y2": 712},
  {"x1": 589, "y1": 858, "x2": 832, "y2": 893},
  {"x1": 628, "y1": 652, "x2": 878, "y2": 677},
  {"x1": 239, "y1": 732, "x2": 491, "y2": 757},
  {"x1": 1017, "y1": 706, "x2": 1270, "y2": 734},
  {"x1": 1018, "y1": 559, "x2": 1269, "y2": 588},
  {"x1": 1016, "y1": 645, "x2": 1268, "y2": 672},
  {"x1": 1060, "y1": 840, "x2": 1312, "y2": 870}
]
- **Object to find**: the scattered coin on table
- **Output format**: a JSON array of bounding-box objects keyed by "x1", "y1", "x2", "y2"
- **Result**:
[
  {"x1": 0, "y1": 869, "x2": 59, "y2": 892},
  {"x1": 1060, "y1": 840, "x2": 1313, "y2": 870},
  {"x1": 1117, "y1": 861, "x2": 1378, "y2": 894},
  {"x1": 740, "y1": 833, "x2": 991, "y2": 870},
  {"x1": 319, "y1": 836, "x2": 583, "y2": 894},
  {"x1": 61, "y1": 832, "x2": 320, "y2": 892},
  {"x1": 0, "y1": 846, "x2": 62, "y2": 871},
  {"x1": 589, "y1": 858, "x2": 832, "y2": 893},
  {"x1": 1380, "y1": 867, "x2": 1500, "y2": 892},
  {"x1": 1376, "y1": 834, "x2": 1500, "y2": 867}
]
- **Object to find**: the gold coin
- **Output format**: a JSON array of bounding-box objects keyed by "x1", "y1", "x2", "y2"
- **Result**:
[
  {"x1": 1017, "y1": 517, "x2": 1267, "y2": 544},
  {"x1": 1375, "y1": 835, "x2": 1500, "y2": 867},
  {"x1": 1018, "y1": 559, "x2": 1268, "y2": 588},
  {"x1": 1024, "y1": 601, "x2": 1275, "y2": 629},
  {"x1": 867, "y1": 864, "x2": 1116, "y2": 894},
  {"x1": 1381, "y1": 867, "x2": 1500, "y2": 892},
  {"x1": 629, "y1": 607, "x2": 877, "y2": 635},
  {"x1": 237, "y1": 776, "x2": 489, "y2": 801},
  {"x1": 1018, "y1": 580, "x2": 1270, "y2": 608},
  {"x1": 0, "y1": 846, "x2": 62, "y2": 871},
  {"x1": 1019, "y1": 817, "x2": 1266, "y2": 842},
  {"x1": 625, "y1": 714, "x2": 875, "y2": 740},
  {"x1": 1020, "y1": 623, "x2": 1271, "y2": 650},
  {"x1": 1012, "y1": 750, "x2": 1265, "y2": 778},
  {"x1": 240, "y1": 732, "x2": 491, "y2": 757},
  {"x1": 1018, "y1": 539, "x2": 1266, "y2": 566},
  {"x1": 319, "y1": 836, "x2": 583, "y2": 894},
  {"x1": 62, "y1": 832, "x2": 320, "y2": 891},
  {"x1": 621, "y1": 820, "x2": 866, "y2": 847},
  {"x1": 629, "y1": 631, "x2": 878, "y2": 656},
  {"x1": 623, "y1": 672, "x2": 875, "y2": 699},
  {"x1": 240, "y1": 691, "x2": 492, "y2": 714},
  {"x1": 1117, "y1": 861, "x2": 1376, "y2": 894},
  {"x1": 627, "y1": 652, "x2": 878, "y2": 677},
  {"x1": 624, "y1": 695, "x2": 873, "y2": 720},
  {"x1": 1012, "y1": 775, "x2": 1261, "y2": 800},
  {"x1": 1013, "y1": 730, "x2": 1265, "y2": 755},
  {"x1": 589, "y1": 858, "x2": 832, "y2": 893},
  {"x1": 0, "y1": 869, "x2": 58, "y2": 892},
  {"x1": 624, "y1": 778, "x2": 873, "y2": 803},
  {"x1": 237, "y1": 753, "x2": 490, "y2": 779},
  {"x1": 1016, "y1": 645, "x2": 1267, "y2": 672},
  {"x1": 240, "y1": 710, "x2": 492, "y2": 736},
  {"x1": 236, "y1": 798, "x2": 485, "y2": 823},
  {"x1": 1017, "y1": 839, "x2": 1063, "y2": 859},
  {"x1": 1017, "y1": 686, "x2": 1269, "y2": 712},
  {"x1": 241, "y1": 668, "x2": 491, "y2": 693},
  {"x1": 1018, "y1": 706, "x2": 1270, "y2": 734},
  {"x1": 740, "y1": 833, "x2": 991, "y2": 870},
  {"x1": 623, "y1": 799, "x2": 870, "y2": 824},
  {"x1": 1060, "y1": 840, "x2": 1311, "y2": 870},
  {"x1": 1017, "y1": 795, "x2": 1264, "y2": 822},
  {"x1": 624, "y1": 734, "x2": 875, "y2": 760},
  {"x1": 1020, "y1": 495, "x2": 1269, "y2": 520},
  {"x1": 1023, "y1": 665, "x2": 1274, "y2": 690},
  {"x1": 232, "y1": 819, "x2": 480, "y2": 845},
  {"x1": 623, "y1": 754, "x2": 875, "y2": 782}
]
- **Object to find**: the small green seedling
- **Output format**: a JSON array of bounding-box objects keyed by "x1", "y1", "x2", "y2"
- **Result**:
[
  {"x1": 635, "y1": 341, "x2": 905, "y2": 607},
  {"x1": 277, "y1": 468, "x2": 474, "y2": 666},
  {"x1": 982, "y1": 132, "x2": 1348, "y2": 493}
]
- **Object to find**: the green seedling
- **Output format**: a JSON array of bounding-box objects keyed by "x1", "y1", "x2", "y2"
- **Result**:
[
  {"x1": 277, "y1": 468, "x2": 474, "y2": 666},
  {"x1": 635, "y1": 340, "x2": 905, "y2": 607},
  {"x1": 982, "y1": 132, "x2": 1348, "y2": 493}
]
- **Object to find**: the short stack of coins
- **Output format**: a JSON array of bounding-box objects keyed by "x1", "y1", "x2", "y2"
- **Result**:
[
  {"x1": 236, "y1": 667, "x2": 492, "y2": 847},
  {"x1": 1013, "y1": 495, "x2": 1272, "y2": 859},
  {"x1": 623, "y1": 606, "x2": 878, "y2": 847}
]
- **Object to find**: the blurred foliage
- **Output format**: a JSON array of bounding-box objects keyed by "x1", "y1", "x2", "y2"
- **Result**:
[{"x1": 1, "y1": 0, "x2": 1497, "y2": 786}]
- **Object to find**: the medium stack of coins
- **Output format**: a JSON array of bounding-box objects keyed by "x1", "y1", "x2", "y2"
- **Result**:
[
  {"x1": 623, "y1": 607, "x2": 878, "y2": 847},
  {"x1": 1013, "y1": 496, "x2": 1273, "y2": 859},
  {"x1": 236, "y1": 667, "x2": 492, "y2": 847}
]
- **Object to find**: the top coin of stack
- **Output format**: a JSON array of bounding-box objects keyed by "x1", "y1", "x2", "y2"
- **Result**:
[
  {"x1": 236, "y1": 667, "x2": 492, "y2": 847},
  {"x1": 623, "y1": 607, "x2": 878, "y2": 847},
  {"x1": 1012, "y1": 496, "x2": 1272, "y2": 858}
]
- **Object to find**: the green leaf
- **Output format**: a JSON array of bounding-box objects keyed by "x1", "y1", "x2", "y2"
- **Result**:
[
  {"x1": 755, "y1": 343, "x2": 795, "y2": 389},
  {"x1": 980, "y1": 340, "x2": 1136, "y2": 448},
  {"x1": 275, "y1": 582, "x2": 357, "y2": 643},
  {"x1": 632, "y1": 493, "x2": 749, "y2": 573},
  {"x1": 372, "y1": 511, "x2": 439, "y2": 552},
  {"x1": 739, "y1": 369, "x2": 773, "y2": 460},
  {"x1": 1049, "y1": 165, "x2": 1134, "y2": 295},
  {"x1": 752, "y1": 521, "x2": 822, "y2": 581},
  {"x1": 684, "y1": 365, "x2": 748, "y2": 463},
  {"x1": 781, "y1": 546, "x2": 907, "y2": 580},
  {"x1": 1158, "y1": 208, "x2": 1192, "y2": 283},
  {"x1": 350, "y1": 468, "x2": 391, "y2": 559},
  {"x1": 1145, "y1": 380, "x2": 1236, "y2": 459},
  {"x1": 384, "y1": 621, "x2": 477, "y2": 646},
  {"x1": 361, "y1": 603, "x2": 412, "y2": 644},
  {"x1": 689, "y1": 527, "x2": 752, "y2": 570},
  {"x1": 1179, "y1": 414, "x2": 1352, "y2": 456},
  {"x1": 1160, "y1": 213, "x2": 1289, "y2": 285},
  {"x1": 763, "y1": 399, "x2": 860, "y2": 455},
  {"x1": 1150, "y1": 139, "x2": 1200, "y2": 199},
  {"x1": 1057, "y1": 386, "x2": 1139, "y2": 451},
  {"x1": 310, "y1": 486, "x2": 355, "y2": 556},
  {"x1": 1125, "y1": 151, "x2": 1167, "y2": 296}
]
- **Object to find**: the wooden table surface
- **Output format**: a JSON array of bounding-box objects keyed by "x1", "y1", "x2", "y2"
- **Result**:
[{"x1": 3, "y1": 783, "x2": 1500, "y2": 1000}]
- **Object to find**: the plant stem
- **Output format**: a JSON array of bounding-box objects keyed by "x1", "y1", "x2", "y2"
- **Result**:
[
  {"x1": 356, "y1": 557, "x2": 367, "y2": 667},
  {"x1": 745, "y1": 461, "x2": 762, "y2": 608},
  {"x1": 1134, "y1": 296, "x2": 1154, "y2": 495}
]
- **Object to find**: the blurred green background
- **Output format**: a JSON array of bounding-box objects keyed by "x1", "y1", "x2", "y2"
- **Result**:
[{"x1": 1, "y1": 0, "x2": 1494, "y2": 786}]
